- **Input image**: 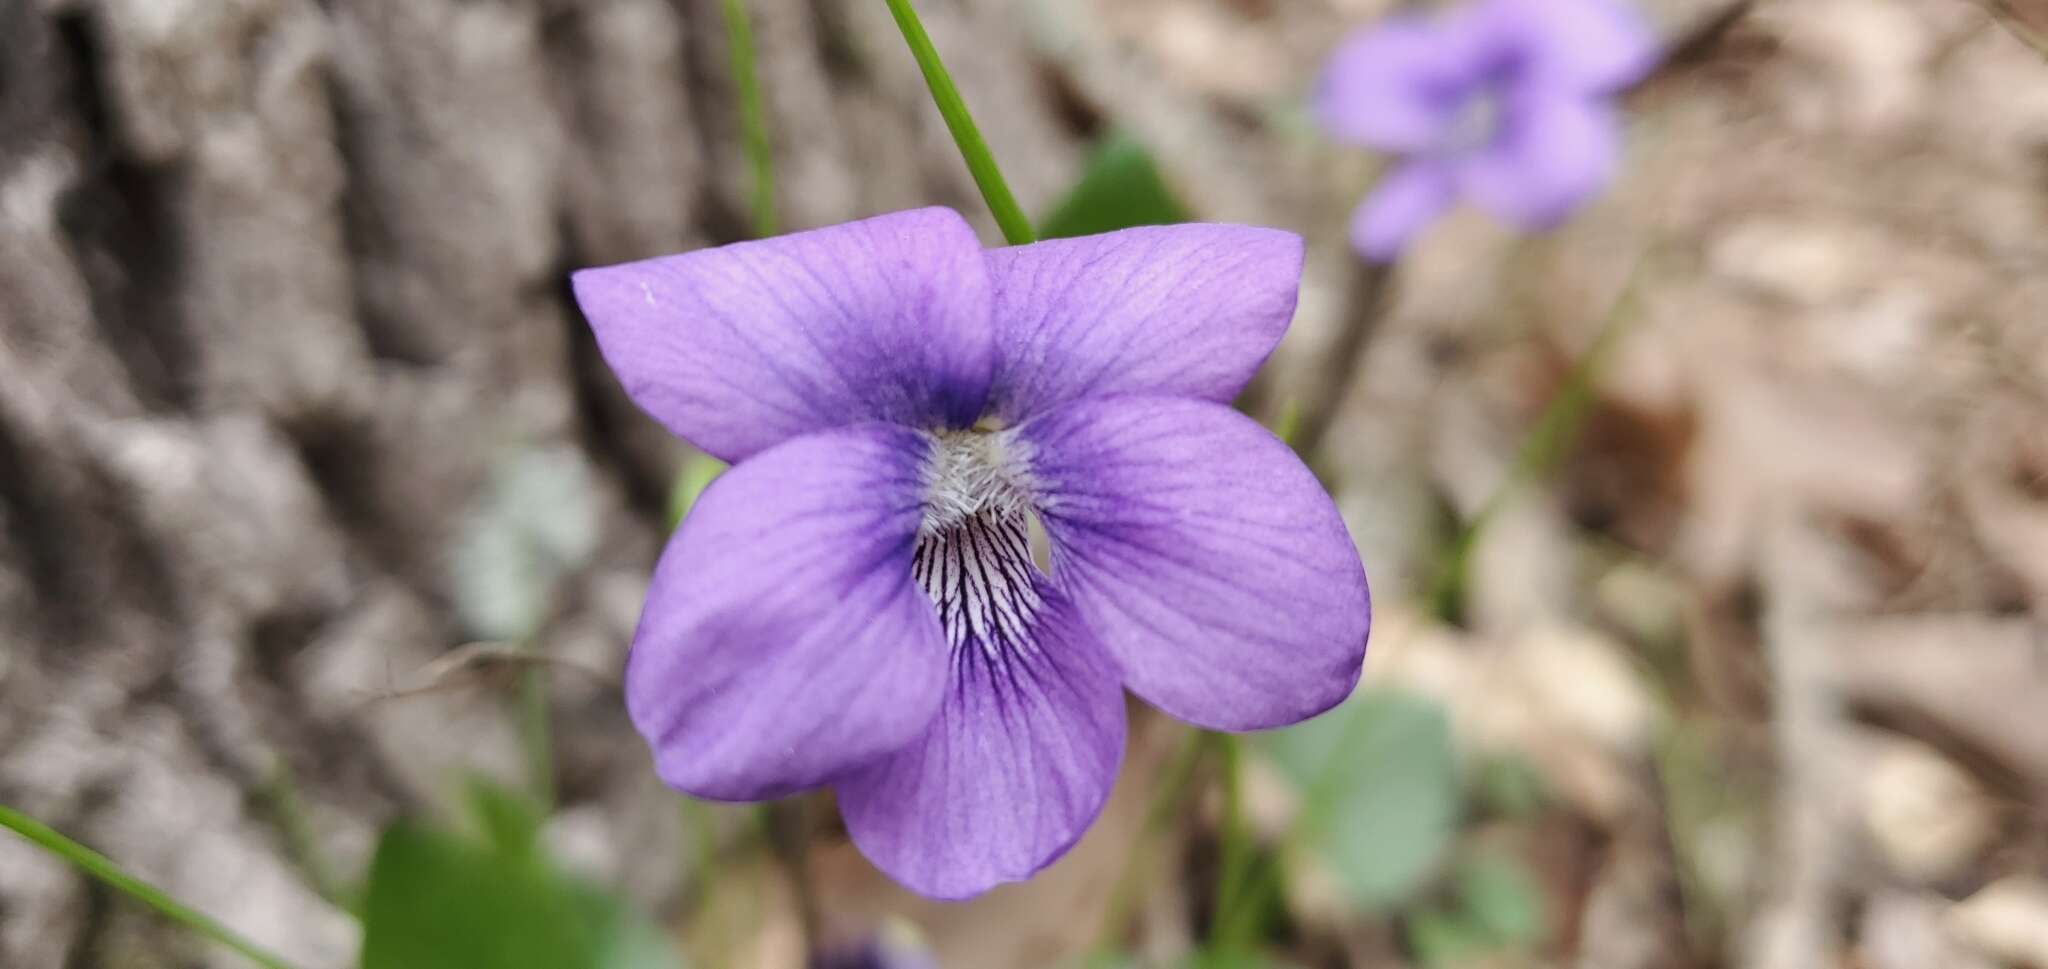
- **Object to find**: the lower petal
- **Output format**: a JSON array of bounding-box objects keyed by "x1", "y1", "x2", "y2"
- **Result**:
[
  {"x1": 1351, "y1": 162, "x2": 1459, "y2": 262},
  {"x1": 1018, "y1": 396, "x2": 1371, "y2": 731},
  {"x1": 626, "y1": 424, "x2": 949, "y2": 801},
  {"x1": 837, "y1": 570, "x2": 1126, "y2": 900}
]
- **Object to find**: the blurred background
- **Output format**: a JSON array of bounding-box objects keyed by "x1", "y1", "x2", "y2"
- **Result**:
[{"x1": 3, "y1": 0, "x2": 2047, "y2": 966}]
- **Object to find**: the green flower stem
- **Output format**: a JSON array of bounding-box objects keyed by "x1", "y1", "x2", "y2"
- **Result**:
[
  {"x1": 0, "y1": 804, "x2": 299, "y2": 969},
  {"x1": 1209, "y1": 732, "x2": 1252, "y2": 941},
  {"x1": 1091, "y1": 726, "x2": 1207, "y2": 956},
  {"x1": 718, "y1": 0, "x2": 778, "y2": 237},
  {"x1": 881, "y1": 0, "x2": 1037, "y2": 246},
  {"x1": 258, "y1": 758, "x2": 343, "y2": 907},
  {"x1": 520, "y1": 654, "x2": 555, "y2": 812}
]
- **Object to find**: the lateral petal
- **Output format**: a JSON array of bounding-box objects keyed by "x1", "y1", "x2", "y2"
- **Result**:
[
  {"x1": 625, "y1": 424, "x2": 948, "y2": 800},
  {"x1": 1019, "y1": 396, "x2": 1370, "y2": 731}
]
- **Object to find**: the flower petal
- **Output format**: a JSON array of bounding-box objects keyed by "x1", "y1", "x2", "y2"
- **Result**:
[
  {"x1": 625, "y1": 423, "x2": 948, "y2": 801},
  {"x1": 1018, "y1": 396, "x2": 1370, "y2": 731},
  {"x1": 1483, "y1": 0, "x2": 1660, "y2": 93},
  {"x1": 1314, "y1": 19, "x2": 1471, "y2": 152},
  {"x1": 837, "y1": 587, "x2": 1126, "y2": 900},
  {"x1": 572, "y1": 207, "x2": 994, "y2": 463},
  {"x1": 1461, "y1": 93, "x2": 1618, "y2": 230},
  {"x1": 985, "y1": 225, "x2": 1303, "y2": 423},
  {"x1": 1351, "y1": 162, "x2": 1459, "y2": 262}
]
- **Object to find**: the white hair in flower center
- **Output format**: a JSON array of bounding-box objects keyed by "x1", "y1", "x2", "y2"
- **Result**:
[{"x1": 920, "y1": 426, "x2": 1031, "y2": 536}]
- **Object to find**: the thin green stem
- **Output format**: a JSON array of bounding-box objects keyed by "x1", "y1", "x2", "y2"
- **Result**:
[
  {"x1": 1209, "y1": 732, "x2": 1251, "y2": 944},
  {"x1": 679, "y1": 798, "x2": 727, "y2": 968},
  {"x1": 0, "y1": 804, "x2": 299, "y2": 969},
  {"x1": 767, "y1": 799, "x2": 824, "y2": 958},
  {"x1": 718, "y1": 0, "x2": 777, "y2": 237},
  {"x1": 1210, "y1": 671, "x2": 1433, "y2": 952},
  {"x1": 258, "y1": 758, "x2": 342, "y2": 907},
  {"x1": 1423, "y1": 256, "x2": 1650, "y2": 621},
  {"x1": 1092, "y1": 726, "x2": 1207, "y2": 956},
  {"x1": 881, "y1": 0, "x2": 1036, "y2": 245},
  {"x1": 520, "y1": 649, "x2": 554, "y2": 812}
]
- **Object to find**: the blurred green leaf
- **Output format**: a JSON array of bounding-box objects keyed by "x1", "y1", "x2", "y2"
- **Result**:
[
  {"x1": 1037, "y1": 132, "x2": 1189, "y2": 239},
  {"x1": 466, "y1": 777, "x2": 543, "y2": 860},
  {"x1": 1405, "y1": 853, "x2": 1547, "y2": 967},
  {"x1": 1473, "y1": 755, "x2": 1546, "y2": 819},
  {"x1": 1262, "y1": 688, "x2": 1459, "y2": 911},
  {"x1": 1406, "y1": 909, "x2": 1490, "y2": 968},
  {"x1": 360, "y1": 785, "x2": 681, "y2": 969},
  {"x1": 1453, "y1": 853, "x2": 1545, "y2": 947}
]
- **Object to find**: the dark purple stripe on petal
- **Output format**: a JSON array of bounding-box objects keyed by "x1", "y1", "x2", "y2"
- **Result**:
[{"x1": 838, "y1": 571, "x2": 1125, "y2": 900}]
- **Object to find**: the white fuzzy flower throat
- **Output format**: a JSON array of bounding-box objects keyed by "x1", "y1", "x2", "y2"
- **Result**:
[{"x1": 914, "y1": 428, "x2": 1043, "y2": 656}]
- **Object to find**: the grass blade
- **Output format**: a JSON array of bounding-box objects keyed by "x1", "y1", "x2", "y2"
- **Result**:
[{"x1": 0, "y1": 803, "x2": 300, "y2": 969}]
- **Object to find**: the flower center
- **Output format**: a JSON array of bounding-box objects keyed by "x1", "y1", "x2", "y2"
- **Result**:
[
  {"x1": 1439, "y1": 86, "x2": 1505, "y2": 158},
  {"x1": 914, "y1": 428, "x2": 1044, "y2": 655},
  {"x1": 920, "y1": 427, "x2": 1030, "y2": 535}
]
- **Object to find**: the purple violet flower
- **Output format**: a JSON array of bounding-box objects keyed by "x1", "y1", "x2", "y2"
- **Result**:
[
  {"x1": 572, "y1": 207, "x2": 1370, "y2": 899},
  {"x1": 1315, "y1": 0, "x2": 1659, "y2": 261}
]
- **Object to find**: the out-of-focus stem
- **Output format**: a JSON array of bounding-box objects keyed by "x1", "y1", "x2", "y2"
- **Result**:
[
  {"x1": 1092, "y1": 725, "x2": 1207, "y2": 956},
  {"x1": 718, "y1": 0, "x2": 778, "y2": 237},
  {"x1": 0, "y1": 804, "x2": 299, "y2": 969},
  {"x1": 1209, "y1": 732, "x2": 1251, "y2": 941},
  {"x1": 259, "y1": 758, "x2": 343, "y2": 907},
  {"x1": 1423, "y1": 255, "x2": 1649, "y2": 622},
  {"x1": 881, "y1": 0, "x2": 1037, "y2": 246},
  {"x1": 520, "y1": 650, "x2": 554, "y2": 812}
]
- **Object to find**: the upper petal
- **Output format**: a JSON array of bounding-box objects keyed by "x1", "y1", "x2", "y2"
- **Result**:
[
  {"x1": 985, "y1": 225, "x2": 1303, "y2": 424},
  {"x1": 1461, "y1": 92, "x2": 1619, "y2": 230},
  {"x1": 837, "y1": 582, "x2": 1126, "y2": 900},
  {"x1": 1018, "y1": 396, "x2": 1370, "y2": 731},
  {"x1": 625, "y1": 423, "x2": 949, "y2": 800},
  {"x1": 1481, "y1": 0, "x2": 1660, "y2": 94},
  {"x1": 1314, "y1": 18, "x2": 1473, "y2": 153},
  {"x1": 572, "y1": 207, "x2": 995, "y2": 463}
]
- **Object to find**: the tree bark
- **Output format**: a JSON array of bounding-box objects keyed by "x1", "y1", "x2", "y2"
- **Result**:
[{"x1": 0, "y1": 1, "x2": 1081, "y2": 964}]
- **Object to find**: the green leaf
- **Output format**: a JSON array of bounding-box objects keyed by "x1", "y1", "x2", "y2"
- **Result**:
[
  {"x1": 465, "y1": 777, "x2": 543, "y2": 859},
  {"x1": 1453, "y1": 853, "x2": 1545, "y2": 947},
  {"x1": 1404, "y1": 854, "x2": 1547, "y2": 967},
  {"x1": 1405, "y1": 909, "x2": 1490, "y2": 968},
  {"x1": 1261, "y1": 688, "x2": 1460, "y2": 911},
  {"x1": 1473, "y1": 755, "x2": 1547, "y2": 819},
  {"x1": 359, "y1": 795, "x2": 682, "y2": 969},
  {"x1": 1037, "y1": 132, "x2": 1190, "y2": 240}
]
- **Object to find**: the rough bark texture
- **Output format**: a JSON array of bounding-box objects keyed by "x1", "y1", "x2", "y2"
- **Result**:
[{"x1": 0, "y1": 1, "x2": 1080, "y2": 964}]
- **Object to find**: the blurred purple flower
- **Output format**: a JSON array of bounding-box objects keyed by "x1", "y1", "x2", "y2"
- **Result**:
[
  {"x1": 809, "y1": 934, "x2": 938, "y2": 969},
  {"x1": 1314, "y1": 0, "x2": 1659, "y2": 260},
  {"x1": 573, "y1": 207, "x2": 1370, "y2": 899}
]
